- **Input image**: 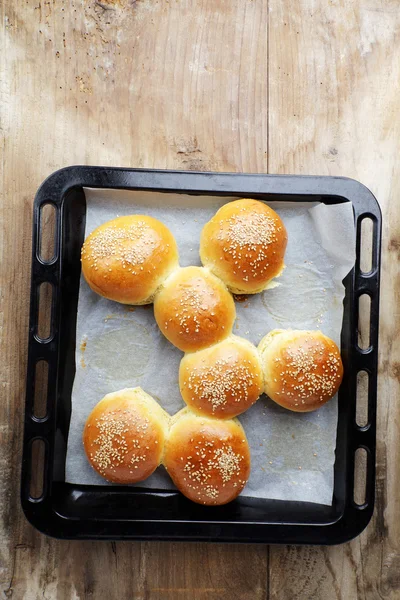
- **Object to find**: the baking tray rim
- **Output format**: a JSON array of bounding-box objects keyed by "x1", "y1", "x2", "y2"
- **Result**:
[{"x1": 21, "y1": 166, "x2": 381, "y2": 544}]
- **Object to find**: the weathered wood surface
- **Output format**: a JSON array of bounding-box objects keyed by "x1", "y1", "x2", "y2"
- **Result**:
[{"x1": 0, "y1": 0, "x2": 399, "y2": 598}]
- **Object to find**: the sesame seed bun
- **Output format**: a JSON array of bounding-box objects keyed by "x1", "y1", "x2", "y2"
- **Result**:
[
  {"x1": 163, "y1": 408, "x2": 251, "y2": 505},
  {"x1": 83, "y1": 387, "x2": 170, "y2": 484},
  {"x1": 81, "y1": 215, "x2": 179, "y2": 305},
  {"x1": 153, "y1": 266, "x2": 236, "y2": 353},
  {"x1": 258, "y1": 329, "x2": 344, "y2": 412},
  {"x1": 200, "y1": 199, "x2": 287, "y2": 295},
  {"x1": 179, "y1": 335, "x2": 263, "y2": 418}
]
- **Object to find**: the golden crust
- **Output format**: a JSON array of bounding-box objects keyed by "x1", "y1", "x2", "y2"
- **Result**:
[
  {"x1": 81, "y1": 215, "x2": 179, "y2": 305},
  {"x1": 258, "y1": 329, "x2": 344, "y2": 412},
  {"x1": 179, "y1": 335, "x2": 263, "y2": 418},
  {"x1": 200, "y1": 199, "x2": 287, "y2": 294},
  {"x1": 83, "y1": 388, "x2": 170, "y2": 483},
  {"x1": 163, "y1": 408, "x2": 251, "y2": 505},
  {"x1": 153, "y1": 266, "x2": 236, "y2": 353}
]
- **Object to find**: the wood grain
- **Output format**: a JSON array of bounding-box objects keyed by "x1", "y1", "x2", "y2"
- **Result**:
[
  {"x1": 268, "y1": 0, "x2": 400, "y2": 598},
  {"x1": 1, "y1": 0, "x2": 399, "y2": 598},
  {"x1": 0, "y1": 1, "x2": 269, "y2": 599}
]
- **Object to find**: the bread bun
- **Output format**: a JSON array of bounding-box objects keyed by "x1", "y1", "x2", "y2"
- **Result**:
[
  {"x1": 163, "y1": 408, "x2": 251, "y2": 505},
  {"x1": 153, "y1": 266, "x2": 236, "y2": 352},
  {"x1": 179, "y1": 335, "x2": 263, "y2": 418},
  {"x1": 81, "y1": 215, "x2": 179, "y2": 305},
  {"x1": 258, "y1": 329, "x2": 343, "y2": 412},
  {"x1": 83, "y1": 387, "x2": 170, "y2": 483},
  {"x1": 200, "y1": 198, "x2": 287, "y2": 294}
]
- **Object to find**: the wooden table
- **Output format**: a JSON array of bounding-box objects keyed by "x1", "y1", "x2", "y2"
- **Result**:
[{"x1": 1, "y1": 1, "x2": 399, "y2": 598}]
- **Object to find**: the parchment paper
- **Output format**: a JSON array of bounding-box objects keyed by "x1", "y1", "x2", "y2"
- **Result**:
[{"x1": 65, "y1": 189, "x2": 355, "y2": 505}]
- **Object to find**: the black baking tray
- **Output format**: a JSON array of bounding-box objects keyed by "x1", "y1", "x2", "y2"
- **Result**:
[{"x1": 21, "y1": 167, "x2": 381, "y2": 543}]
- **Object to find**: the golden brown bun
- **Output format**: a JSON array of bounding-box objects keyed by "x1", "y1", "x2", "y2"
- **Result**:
[
  {"x1": 81, "y1": 215, "x2": 179, "y2": 305},
  {"x1": 83, "y1": 387, "x2": 170, "y2": 483},
  {"x1": 200, "y1": 198, "x2": 287, "y2": 294},
  {"x1": 163, "y1": 408, "x2": 251, "y2": 505},
  {"x1": 179, "y1": 335, "x2": 263, "y2": 418},
  {"x1": 153, "y1": 266, "x2": 236, "y2": 353},
  {"x1": 258, "y1": 330, "x2": 343, "y2": 412}
]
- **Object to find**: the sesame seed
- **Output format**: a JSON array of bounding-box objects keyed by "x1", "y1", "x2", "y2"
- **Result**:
[
  {"x1": 216, "y1": 207, "x2": 280, "y2": 281},
  {"x1": 88, "y1": 409, "x2": 151, "y2": 476},
  {"x1": 179, "y1": 439, "x2": 245, "y2": 496},
  {"x1": 82, "y1": 220, "x2": 159, "y2": 272},
  {"x1": 274, "y1": 341, "x2": 341, "y2": 402},
  {"x1": 186, "y1": 357, "x2": 256, "y2": 412}
]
